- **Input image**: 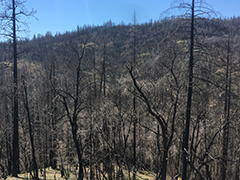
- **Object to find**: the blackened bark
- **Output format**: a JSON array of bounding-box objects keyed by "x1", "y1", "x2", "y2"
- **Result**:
[
  {"x1": 22, "y1": 79, "x2": 39, "y2": 180},
  {"x1": 182, "y1": 1, "x2": 194, "y2": 180},
  {"x1": 60, "y1": 45, "x2": 85, "y2": 180},
  {"x1": 71, "y1": 120, "x2": 84, "y2": 180},
  {"x1": 12, "y1": 0, "x2": 19, "y2": 176},
  {"x1": 221, "y1": 39, "x2": 231, "y2": 180},
  {"x1": 50, "y1": 61, "x2": 57, "y2": 169},
  {"x1": 132, "y1": 11, "x2": 137, "y2": 180},
  {"x1": 100, "y1": 44, "x2": 106, "y2": 97},
  {"x1": 128, "y1": 68, "x2": 171, "y2": 180}
]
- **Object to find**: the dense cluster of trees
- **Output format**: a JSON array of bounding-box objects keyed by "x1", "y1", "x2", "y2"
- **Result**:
[{"x1": 1, "y1": 0, "x2": 240, "y2": 180}]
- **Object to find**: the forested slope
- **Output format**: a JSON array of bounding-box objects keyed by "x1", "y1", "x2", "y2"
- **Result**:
[{"x1": 1, "y1": 16, "x2": 240, "y2": 180}]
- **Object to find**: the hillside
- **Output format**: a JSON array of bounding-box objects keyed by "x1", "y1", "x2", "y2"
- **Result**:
[{"x1": 1, "y1": 16, "x2": 240, "y2": 180}]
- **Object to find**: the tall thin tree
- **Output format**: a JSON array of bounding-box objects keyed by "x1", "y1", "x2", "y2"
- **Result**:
[
  {"x1": 0, "y1": 0, "x2": 36, "y2": 176},
  {"x1": 22, "y1": 78, "x2": 39, "y2": 180},
  {"x1": 221, "y1": 36, "x2": 231, "y2": 180},
  {"x1": 182, "y1": 0, "x2": 195, "y2": 179},
  {"x1": 132, "y1": 10, "x2": 137, "y2": 180},
  {"x1": 12, "y1": 0, "x2": 19, "y2": 176}
]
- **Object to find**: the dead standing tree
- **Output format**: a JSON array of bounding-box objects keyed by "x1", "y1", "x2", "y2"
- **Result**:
[
  {"x1": 58, "y1": 42, "x2": 87, "y2": 180},
  {"x1": 21, "y1": 77, "x2": 39, "y2": 180},
  {"x1": 127, "y1": 62, "x2": 180, "y2": 180},
  {"x1": 167, "y1": 1, "x2": 216, "y2": 179},
  {"x1": 0, "y1": 0, "x2": 36, "y2": 176}
]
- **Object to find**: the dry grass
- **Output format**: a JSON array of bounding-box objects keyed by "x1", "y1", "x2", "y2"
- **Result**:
[
  {"x1": 6, "y1": 168, "x2": 72, "y2": 180},
  {"x1": 5, "y1": 167, "x2": 174, "y2": 180}
]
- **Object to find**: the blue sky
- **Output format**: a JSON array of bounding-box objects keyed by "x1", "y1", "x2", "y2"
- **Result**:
[{"x1": 19, "y1": 0, "x2": 240, "y2": 39}]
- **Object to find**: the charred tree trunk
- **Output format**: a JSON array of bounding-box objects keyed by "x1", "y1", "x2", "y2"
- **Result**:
[
  {"x1": 22, "y1": 79, "x2": 39, "y2": 180},
  {"x1": 60, "y1": 45, "x2": 86, "y2": 180},
  {"x1": 128, "y1": 67, "x2": 178, "y2": 180},
  {"x1": 182, "y1": 1, "x2": 195, "y2": 179},
  {"x1": 132, "y1": 11, "x2": 137, "y2": 180},
  {"x1": 100, "y1": 43, "x2": 106, "y2": 97},
  {"x1": 49, "y1": 61, "x2": 57, "y2": 169},
  {"x1": 71, "y1": 119, "x2": 84, "y2": 180},
  {"x1": 12, "y1": 0, "x2": 19, "y2": 176},
  {"x1": 221, "y1": 39, "x2": 231, "y2": 180}
]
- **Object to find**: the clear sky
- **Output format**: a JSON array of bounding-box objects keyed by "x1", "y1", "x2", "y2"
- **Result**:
[{"x1": 18, "y1": 0, "x2": 240, "y2": 39}]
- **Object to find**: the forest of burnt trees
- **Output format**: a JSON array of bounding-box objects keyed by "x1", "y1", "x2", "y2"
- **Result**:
[{"x1": 1, "y1": 0, "x2": 240, "y2": 180}]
